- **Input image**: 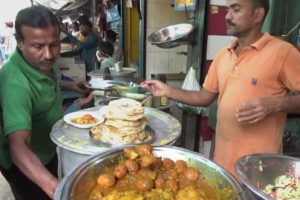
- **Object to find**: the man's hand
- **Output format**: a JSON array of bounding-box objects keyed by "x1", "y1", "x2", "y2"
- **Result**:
[
  {"x1": 236, "y1": 97, "x2": 279, "y2": 123},
  {"x1": 140, "y1": 80, "x2": 170, "y2": 97},
  {"x1": 74, "y1": 93, "x2": 94, "y2": 106},
  {"x1": 72, "y1": 80, "x2": 91, "y2": 94},
  {"x1": 141, "y1": 80, "x2": 217, "y2": 106},
  {"x1": 61, "y1": 80, "x2": 90, "y2": 94}
]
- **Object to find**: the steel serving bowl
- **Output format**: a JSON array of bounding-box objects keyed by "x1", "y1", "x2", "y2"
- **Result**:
[
  {"x1": 55, "y1": 146, "x2": 247, "y2": 200},
  {"x1": 147, "y1": 23, "x2": 195, "y2": 48},
  {"x1": 235, "y1": 153, "x2": 300, "y2": 200}
]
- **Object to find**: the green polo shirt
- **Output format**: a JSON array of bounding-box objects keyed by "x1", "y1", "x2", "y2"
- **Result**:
[{"x1": 0, "y1": 49, "x2": 63, "y2": 169}]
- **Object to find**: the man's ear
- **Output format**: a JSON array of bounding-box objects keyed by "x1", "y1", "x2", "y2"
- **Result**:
[
  {"x1": 17, "y1": 40, "x2": 24, "y2": 51},
  {"x1": 254, "y1": 7, "x2": 265, "y2": 24}
]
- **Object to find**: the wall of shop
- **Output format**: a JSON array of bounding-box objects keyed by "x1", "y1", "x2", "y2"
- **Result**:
[
  {"x1": 145, "y1": 0, "x2": 190, "y2": 80},
  {"x1": 271, "y1": 0, "x2": 300, "y2": 45}
]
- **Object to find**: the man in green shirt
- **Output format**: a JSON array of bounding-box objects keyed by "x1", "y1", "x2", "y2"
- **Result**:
[
  {"x1": 62, "y1": 18, "x2": 99, "y2": 76},
  {"x1": 0, "y1": 6, "x2": 88, "y2": 200}
]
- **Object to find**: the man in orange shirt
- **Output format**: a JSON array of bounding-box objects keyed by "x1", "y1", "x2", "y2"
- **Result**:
[{"x1": 141, "y1": 0, "x2": 300, "y2": 176}]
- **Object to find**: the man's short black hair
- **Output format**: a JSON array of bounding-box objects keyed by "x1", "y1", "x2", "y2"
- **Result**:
[
  {"x1": 80, "y1": 19, "x2": 93, "y2": 29},
  {"x1": 15, "y1": 5, "x2": 60, "y2": 41},
  {"x1": 253, "y1": 0, "x2": 269, "y2": 21},
  {"x1": 77, "y1": 15, "x2": 92, "y2": 29},
  {"x1": 77, "y1": 15, "x2": 89, "y2": 23},
  {"x1": 106, "y1": 30, "x2": 117, "y2": 43},
  {"x1": 72, "y1": 21, "x2": 79, "y2": 27},
  {"x1": 98, "y1": 41, "x2": 114, "y2": 57}
]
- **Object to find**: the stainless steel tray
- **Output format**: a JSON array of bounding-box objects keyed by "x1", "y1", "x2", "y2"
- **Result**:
[{"x1": 50, "y1": 107, "x2": 181, "y2": 155}]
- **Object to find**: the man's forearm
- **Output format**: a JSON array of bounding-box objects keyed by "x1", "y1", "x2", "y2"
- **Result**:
[
  {"x1": 60, "y1": 80, "x2": 74, "y2": 91},
  {"x1": 166, "y1": 87, "x2": 217, "y2": 106},
  {"x1": 9, "y1": 132, "x2": 58, "y2": 198},
  {"x1": 279, "y1": 94, "x2": 300, "y2": 114}
]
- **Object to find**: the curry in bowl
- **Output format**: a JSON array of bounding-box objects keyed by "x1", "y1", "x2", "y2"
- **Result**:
[
  {"x1": 56, "y1": 145, "x2": 246, "y2": 200},
  {"x1": 88, "y1": 145, "x2": 219, "y2": 200}
]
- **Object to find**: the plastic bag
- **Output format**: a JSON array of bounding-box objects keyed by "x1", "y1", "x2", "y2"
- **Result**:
[
  {"x1": 106, "y1": 5, "x2": 120, "y2": 23},
  {"x1": 177, "y1": 67, "x2": 207, "y2": 114}
]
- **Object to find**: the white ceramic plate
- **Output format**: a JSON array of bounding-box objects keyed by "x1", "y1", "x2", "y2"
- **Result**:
[{"x1": 63, "y1": 111, "x2": 105, "y2": 129}]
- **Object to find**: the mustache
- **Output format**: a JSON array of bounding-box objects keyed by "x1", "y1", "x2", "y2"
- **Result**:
[
  {"x1": 226, "y1": 20, "x2": 236, "y2": 27},
  {"x1": 41, "y1": 60, "x2": 55, "y2": 65}
]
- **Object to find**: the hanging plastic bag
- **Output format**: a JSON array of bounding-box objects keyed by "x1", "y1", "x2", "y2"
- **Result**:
[
  {"x1": 177, "y1": 67, "x2": 207, "y2": 114},
  {"x1": 106, "y1": 5, "x2": 120, "y2": 23}
]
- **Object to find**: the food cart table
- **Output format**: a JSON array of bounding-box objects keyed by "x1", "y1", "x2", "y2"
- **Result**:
[{"x1": 50, "y1": 106, "x2": 181, "y2": 178}]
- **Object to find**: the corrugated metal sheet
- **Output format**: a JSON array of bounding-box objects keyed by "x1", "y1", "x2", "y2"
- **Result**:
[
  {"x1": 33, "y1": 0, "x2": 90, "y2": 11},
  {"x1": 62, "y1": 0, "x2": 90, "y2": 11}
]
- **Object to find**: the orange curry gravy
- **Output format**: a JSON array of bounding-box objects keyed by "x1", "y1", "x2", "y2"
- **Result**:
[{"x1": 88, "y1": 145, "x2": 219, "y2": 200}]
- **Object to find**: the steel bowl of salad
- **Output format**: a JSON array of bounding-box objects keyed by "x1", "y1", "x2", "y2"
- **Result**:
[{"x1": 235, "y1": 153, "x2": 300, "y2": 200}]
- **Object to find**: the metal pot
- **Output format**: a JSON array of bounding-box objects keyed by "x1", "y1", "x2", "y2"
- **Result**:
[
  {"x1": 55, "y1": 146, "x2": 247, "y2": 200},
  {"x1": 235, "y1": 153, "x2": 300, "y2": 200},
  {"x1": 147, "y1": 23, "x2": 195, "y2": 49}
]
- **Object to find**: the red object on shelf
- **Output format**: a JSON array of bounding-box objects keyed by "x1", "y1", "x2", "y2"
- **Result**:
[
  {"x1": 207, "y1": 5, "x2": 227, "y2": 35},
  {"x1": 199, "y1": 117, "x2": 213, "y2": 141}
]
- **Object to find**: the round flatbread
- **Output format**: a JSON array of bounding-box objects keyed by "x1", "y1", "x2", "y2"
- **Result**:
[{"x1": 105, "y1": 98, "x2": 144, "y2": 121}]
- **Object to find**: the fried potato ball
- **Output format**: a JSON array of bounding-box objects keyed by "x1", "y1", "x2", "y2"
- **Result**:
[
  {"x1": 135, "y1": 145, "x2": 153, "y2": 156},
  {"x1": 136, "y1": 178, "x2": 154, "y2": 191},
  {"x1": 184, "y1": 167, "x2": 199, "y2": 181},
  {"x1": 165, "y1": 179, "x2": 179, "y2": 193},
  {"x1": 114, "y1": 164, "x2": 128, "y2": 179},
  {"x1": 174, "y1": 160, "x2": 187, "y2": 174},
  {"x1": 155, "y1": 176, "x2": 165, "y2": 189},
  {"x1": 124, "y1": 147, "x2": 139, "y2": 159},
  {"x1": 162, "y1": 158, "x2": 174, "y2": 170},
  {"x1": 138, "y1": 168, "x2": 157, "y2": 181},
  {"x1": 97, "y1": 174, "x2": 116, "y2": 187},
  {"x1": 151, "y1": 157, "x2": 162, "y2": 170},
  {"x1": 125, "y1": 159, "x2": 140, "y2": 173},
  {"x1": 165, "y1": 169, "x2": 178, "y2": 180},
  {"x1": 140, "y1": 154, "x2": 156, "y2": 168}
]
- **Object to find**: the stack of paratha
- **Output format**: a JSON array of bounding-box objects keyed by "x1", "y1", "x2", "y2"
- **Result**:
[{"x1": 91, "y1": 98, "x2": 150, "y2": 144}]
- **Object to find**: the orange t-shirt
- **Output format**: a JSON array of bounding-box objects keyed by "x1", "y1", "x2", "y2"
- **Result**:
[{"x1": 203, "y1": 33, "x2": 300, "y2": 176}]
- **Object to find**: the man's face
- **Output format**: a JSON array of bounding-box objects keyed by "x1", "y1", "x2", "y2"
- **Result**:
[
  {"x1": 18, "y1": 25, "x2": 61, "y2": 74},
  {"x1": 79, "y1": 24, "x2": 89, "y2": 36},
  {"x1": 225, "y1": 0, "x2": 261, "y2": 37},
  {"x1": 73, "y1": 24, "x2": 79, "y2": 32}
]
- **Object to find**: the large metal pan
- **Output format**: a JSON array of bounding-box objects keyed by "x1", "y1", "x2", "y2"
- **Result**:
[{"x1": 55, "y1": 146, "x2": 247, "y2": 200}]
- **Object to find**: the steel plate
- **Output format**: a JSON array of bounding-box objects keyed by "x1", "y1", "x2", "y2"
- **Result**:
[{"x1": 50, "y1": 107, "x2": 181, "y2": 155}]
